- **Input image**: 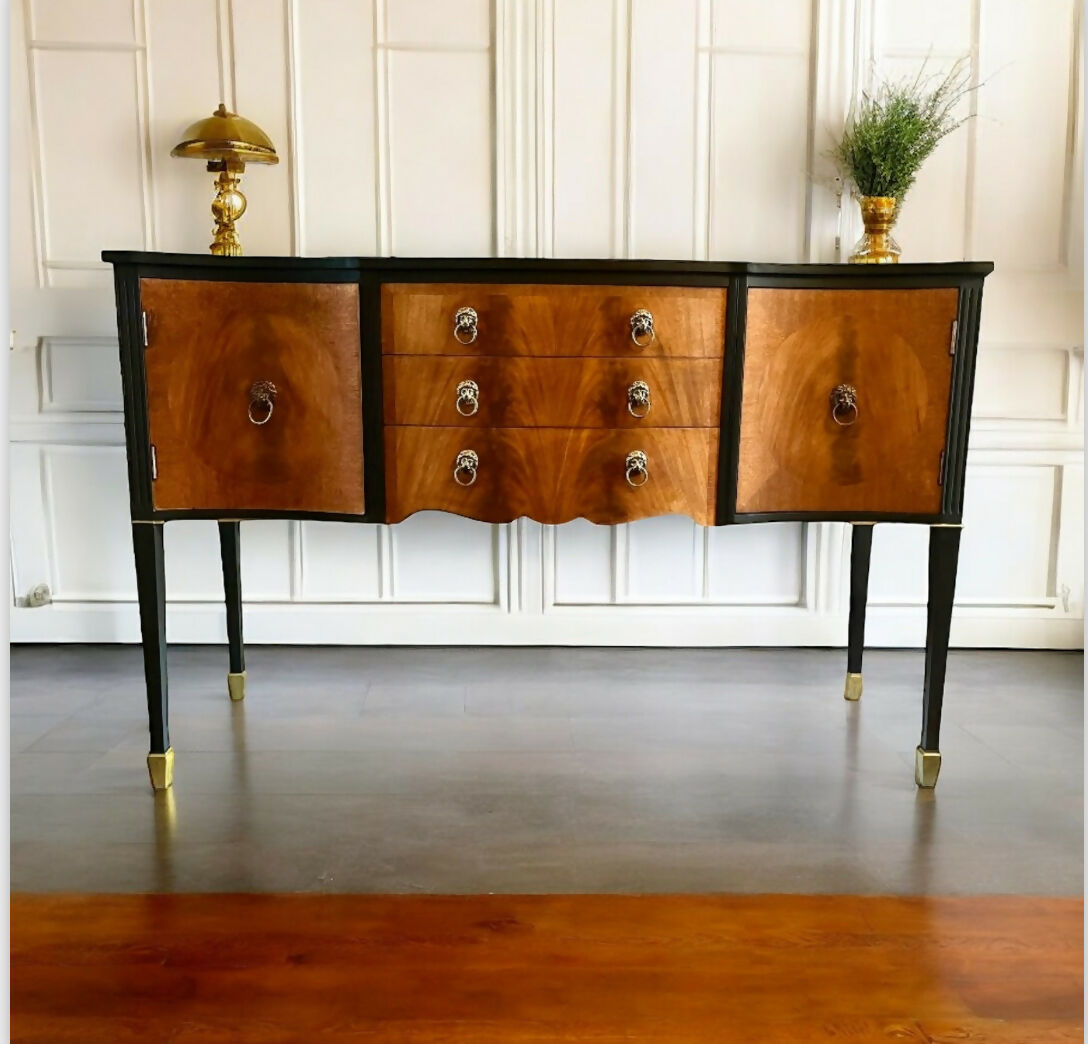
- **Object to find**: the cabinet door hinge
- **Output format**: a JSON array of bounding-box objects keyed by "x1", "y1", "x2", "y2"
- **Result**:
[
  {"x1": 948, "y1": 318, "x2": 958, "y2": 355},
  {"x1": 150, "y1": 444, "x2": 158, "y2": 480},
  {"x1": 141, "y1": 311, "x2": 149, "y2": 348},
  {"x1": 938, "y1": 449, "x2": 946, "y2": 486}
]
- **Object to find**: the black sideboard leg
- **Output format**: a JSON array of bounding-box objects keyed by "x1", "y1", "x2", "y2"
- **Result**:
[
  {"x1": 218, "y1": 521, "x2": 246, "y2": 702},
  {"x1": 844, "y1": 523, "x2": 874, "y2": 701},
  {"x1": 917, "y1": 524, "x2": 962, "y2": 789},
  {"x1": 133, "y1": 522, "x2": 172, "y2": 790}
]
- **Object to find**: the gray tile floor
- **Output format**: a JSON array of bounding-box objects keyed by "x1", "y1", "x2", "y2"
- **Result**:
[{"x1": 11, "y1": 644, "x2": 1083, "y2": 895}]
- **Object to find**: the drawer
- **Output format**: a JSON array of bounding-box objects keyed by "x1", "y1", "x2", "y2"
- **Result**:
[
  {"x1": 385, "y1": 427, "x2": 718, "y2": 525},
  {"x1": 384, "y1": 357, "x2": 723, "y2": 428},
  {"x1": 382, "y1": 283, "x2": 726, "y2": 358},
  {"x1": 141, "y1": 278, "x2": 364, "y2": 514},
  {"x1": 735, "y1": 287, "x2": 959, "y2": 515}
]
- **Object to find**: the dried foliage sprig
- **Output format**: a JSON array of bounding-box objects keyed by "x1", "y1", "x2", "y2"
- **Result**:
[{"x1": 834, "y1": 58, "x2": 977, "y2": 203}]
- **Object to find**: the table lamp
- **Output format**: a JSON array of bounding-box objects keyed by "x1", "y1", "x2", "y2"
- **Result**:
[{"x1": 171, "y1": 103, "x2": 278, "y2": 256}]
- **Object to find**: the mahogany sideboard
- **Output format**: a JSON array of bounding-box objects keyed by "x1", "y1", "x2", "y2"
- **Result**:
[{"x1": 103, "y1": 251, "x2": 993, "y2": 792}]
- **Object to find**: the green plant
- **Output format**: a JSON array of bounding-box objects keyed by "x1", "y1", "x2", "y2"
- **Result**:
[{"x1": 834, "y1": 59, "x2": 976, "y2": 203}]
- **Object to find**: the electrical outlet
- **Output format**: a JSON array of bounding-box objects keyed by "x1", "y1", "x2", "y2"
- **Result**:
[{"x1": 25, "y1": 583, "x2": 52, "y2": 608}]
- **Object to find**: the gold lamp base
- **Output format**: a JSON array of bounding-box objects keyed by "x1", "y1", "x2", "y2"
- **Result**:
[
  {"x1": 914, "y1": 747, "x2": 942, "y2": 789},
  {"x1": 227, "y1": 670, "x2": 247, "y2": 702},
  {"x1": 147, "y1": 748, "x2": 175, "y2": 791},
  {"x1": 209, "y1": 162, "x2": 247, "y2": 256},
  {"x1": 843, "y1": 672, "x2": 863, "y2": 701}
]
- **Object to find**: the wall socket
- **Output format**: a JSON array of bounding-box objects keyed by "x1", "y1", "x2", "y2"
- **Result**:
[{"x1": 25, "y1": 583, "x2": 52, "y2": 608}]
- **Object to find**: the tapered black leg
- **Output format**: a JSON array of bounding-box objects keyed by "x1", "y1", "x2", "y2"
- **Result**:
[
  {"x1": 132, "y1": 522, "x2": 172, "y2": 790},
  {"x1": 844, "y1": 523, "x2": 873, "y2": 701},
  {"x1": 218, "y1": 521, "x2": 246, "y2": 701},
  {"x1": 916, "y1": 525, "x2": 962, "y2": 789}
]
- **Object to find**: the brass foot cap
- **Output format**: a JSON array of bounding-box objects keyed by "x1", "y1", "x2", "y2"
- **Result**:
[
  {"x1": 147, "y1": 747, "x2": 175, "y2": 791},
  {"x1": 844, "y1": 672, "x2": 863, "y2": 701},
  {"x1": 227, "y1": 670, "x2": 246, "y2": 702},
  {"x1": 915, "y1": 746, "x2": 941, "y2": 789}
]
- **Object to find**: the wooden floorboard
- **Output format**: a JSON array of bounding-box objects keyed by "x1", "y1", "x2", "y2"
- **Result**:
[{"x1": 11, "y1": 893, "x2": 1083, "y2": 1043}]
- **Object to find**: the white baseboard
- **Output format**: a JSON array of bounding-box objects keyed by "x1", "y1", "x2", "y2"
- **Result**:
[{"x1": 10, "y1": 601, "x2": 1084, "y2": 649}]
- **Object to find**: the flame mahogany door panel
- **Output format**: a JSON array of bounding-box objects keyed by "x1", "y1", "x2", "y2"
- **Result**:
[
  {"x1": 141, "y1": 278, "x2": 365, "y2": 514},
  {"x1": 383, "y1": 356, "x2": 723, "y2": 428},
  {"x1": 735, "y1": 288, "x2": 959, "y2": 516},
  {"x1": 385, "y1": 427, "x2": 718, "y2": 525},
  {"x1": 382, "y1": 284, "x2": 727, "y2": 359}
]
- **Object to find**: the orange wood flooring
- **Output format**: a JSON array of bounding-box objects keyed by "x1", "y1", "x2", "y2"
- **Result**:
[{"x1": 11, "y1": 893, "x2": 1083, "y2": 1043}]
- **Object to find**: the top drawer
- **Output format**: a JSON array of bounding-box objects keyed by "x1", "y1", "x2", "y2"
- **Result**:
[{"x1": 382, "y1": 283, "x2": 727, "y2": 358}]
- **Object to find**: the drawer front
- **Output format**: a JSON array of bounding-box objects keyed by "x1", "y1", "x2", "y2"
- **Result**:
[
  {"x1": 386, "y1": 427, "x2": 718, "y2": 525},
  {"x1": 382, "y1": 283, "x2": 727, "y2": 358},
  {"x1": 736, "y1": 287, "x2": 959, "y2": 515},
  {"x1": 141, "y1": 278, "x2": 364, "y2": 514},
  {"x1": 384, "y1": 357, "x2": 723, "y2": 428}
]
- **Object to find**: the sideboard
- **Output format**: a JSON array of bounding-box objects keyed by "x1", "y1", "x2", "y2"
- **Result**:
[{"x1": 103, "y1": 251, "x2": 992, "y2": 792}]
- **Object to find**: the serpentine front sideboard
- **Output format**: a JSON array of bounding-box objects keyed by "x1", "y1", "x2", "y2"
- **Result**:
[{"x1": 103, "y1": 252, "x2": 992, "y2": 792}]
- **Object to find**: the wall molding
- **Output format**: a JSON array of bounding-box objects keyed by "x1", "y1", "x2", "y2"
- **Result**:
[
  {"x1": 9, "y1": 0, "x2": 1083, "y2": 648},
  {"x1": 10, "y1": 600, "x2": 1082, "y2": 649}
]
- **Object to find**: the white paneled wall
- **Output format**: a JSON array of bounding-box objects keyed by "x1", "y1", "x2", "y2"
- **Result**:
[{"x1": 9, "y1": 0, "x2": 1083, "y2": 648}]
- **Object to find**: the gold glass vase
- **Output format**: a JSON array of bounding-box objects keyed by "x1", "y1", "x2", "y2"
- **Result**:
[{"x1": 849, "y1": 196, "x2": 901, "y2": 264}]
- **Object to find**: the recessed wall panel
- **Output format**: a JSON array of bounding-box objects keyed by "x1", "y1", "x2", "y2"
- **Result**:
[
  {"x1": 391, "y1": 513, "x2": 496, "y2": 602},
  {"x1": 34, "y1": 50, "x2": 146, "y2": 265},
  {"x1": 386, "y1": 50, "x2": 492, "y2": 255},
  {"x1": 709, "y1": 52, "x2": 811, "y2": 261}
]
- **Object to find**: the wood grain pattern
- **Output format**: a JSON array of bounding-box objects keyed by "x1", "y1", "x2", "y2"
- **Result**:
[
  {"x1": 11, "y1": 894, "x2": 1082, "y2": 1043},
  {"x1": 141, "y1": 278, "x2": 364, "y2": 514},
  {"x1": 385, "y1": 426, "x2": 718, "y2": 524},
  {"x1": 382, "y1": 283, "x2": 727, "y2": 358},
  {"x1": 384, "y1": 356, "x2": 723, "y2": 428},
  {"x1": 736, "y1": 288, "x2": 959, "y2": 515}
]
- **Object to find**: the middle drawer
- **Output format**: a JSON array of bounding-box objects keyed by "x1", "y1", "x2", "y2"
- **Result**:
[{"x1": 384, "y1": 356, "x2": 723, "y2": 428}]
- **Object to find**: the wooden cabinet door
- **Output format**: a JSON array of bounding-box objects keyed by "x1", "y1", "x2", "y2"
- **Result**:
[
  {"x1": 141, "y1": 278, "x2": 364, "y2": 515},
  {"x1": 736, "y1": 288, "x2": 959, "y2": 516}
]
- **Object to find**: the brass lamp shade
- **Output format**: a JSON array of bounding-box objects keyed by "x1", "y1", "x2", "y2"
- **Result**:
[
  {"x1": 171, "y1": 103, "x2": 279, "y2": 166},
  {"x1": 171, "y1": 103, "x2": 278, "y2": 256}
]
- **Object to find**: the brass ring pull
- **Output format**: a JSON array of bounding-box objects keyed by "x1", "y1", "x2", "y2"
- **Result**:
[
  {"x1": 453, "y1": 306, "x2": 478, "y2": 345},
  {"x1": 627, "y1": 380, "x2": 651, "y2": 419},
  {"x1": 629, "y1": 309, "x2": 655, "y2": 348},
  {"x1": 456, "y1": 379, "x2": 480, "y2": 417},
  {"x1": 453, "y1": 449, "x2": 479, "y2": 487},
  {"x1": 247, "y1": 380, "x2": 277, "y2": 425},
  {"x1": 830, "y1": 384, "x2": 859, "y2": 427},
  {"x1": 625, "y1": 450, "x2": 649, "y2": 487}
]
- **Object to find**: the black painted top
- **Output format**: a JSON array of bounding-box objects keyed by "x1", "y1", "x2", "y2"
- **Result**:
[{"x1": 102, "y1": 251, "x2": 994, "y2": 279}]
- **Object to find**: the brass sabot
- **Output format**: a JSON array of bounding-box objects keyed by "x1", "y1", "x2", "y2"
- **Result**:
[{"x1": 171, "y1": 103, "x2": 279, "y2": 164}]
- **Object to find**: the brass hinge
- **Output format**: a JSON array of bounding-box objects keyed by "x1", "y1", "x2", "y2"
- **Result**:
[
  {"x1": 938, "y1": 449, "x2": 946, "y2": 486},
  {"x1": 141, "y1": 311, "x2": 149, "y2": 348},
  {"x1": 150, "y1": 444, "x2": 158, "y2": 480},
  {"x1": 948, "y1": 318, "x2": 958, "y2": 355}
]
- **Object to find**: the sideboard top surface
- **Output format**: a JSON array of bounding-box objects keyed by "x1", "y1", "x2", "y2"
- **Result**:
[{"x1": 102, "y1": 251, "x2": 994, "y2": 281}]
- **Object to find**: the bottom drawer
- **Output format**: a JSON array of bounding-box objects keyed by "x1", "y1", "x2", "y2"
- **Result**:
[{"x1": 385, "y1": 427, "x2": 718, "y2": 525}]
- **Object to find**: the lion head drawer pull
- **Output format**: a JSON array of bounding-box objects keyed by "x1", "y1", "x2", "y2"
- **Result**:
[
  {"x1": 247, "y1": 380, "x2": 277, "y2": 425},
  {"x1": 453, "y1": 306, "x2": 479, "y2": 345},
  {"x1": 625, "y1": 450, "x2": 649, "y2": 487},
  {"x1": 629, "y1": 309, "x2": 655, "y2": 348},
  {"x1": 455, "y1": 379, "x2": 480, "y2": 416},
  {"x1": 453, "y1": 449, "x2": 479, "y2": 487},
  {"x1": 627, "y1": 380, "x2": 651, "y2": 418},
  {"x1": 830, "y1": 384, "x2": 859, "y2": 427}
]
